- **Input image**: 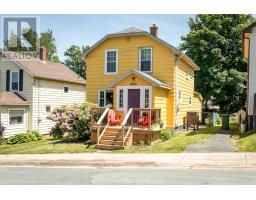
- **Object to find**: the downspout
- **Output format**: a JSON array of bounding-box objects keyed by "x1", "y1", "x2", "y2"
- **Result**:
[
  {"x1": 175, "y1": 53, "x2": 184, "y2": 128},
  {"x1": 37, "y1": 79, "x2": 41, "y2": 132}
]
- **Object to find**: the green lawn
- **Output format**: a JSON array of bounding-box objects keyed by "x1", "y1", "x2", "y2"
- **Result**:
[
  {"x1": 230, "y1": 123, "x2": 256, "y2": 152},
  {"x1": 114, "y1": 126, "x2": 220, "y2": 153},
  {"x1": 0, "y1": 138, "x2": 96, "y2": 154}
]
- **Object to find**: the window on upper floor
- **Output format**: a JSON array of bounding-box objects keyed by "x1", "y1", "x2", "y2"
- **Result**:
[
  {"x1": 189, "y1": 96, "x2": 192, "y2": 105},
  {"x1": 139, "y1": 47, "x2": 152, "y2": 73},
  {"x1": 11, "y1": 70, "x2": 19, "y2": 91},
  {"x1": 105, "y1": 49, "x2": 118, "y2": 74},
  {"x1": 64, "y1": 87, "x2": 69, "y2": 93},
  {"x1": 186, "y1": 68, "x2": 189, "y2": 80}
]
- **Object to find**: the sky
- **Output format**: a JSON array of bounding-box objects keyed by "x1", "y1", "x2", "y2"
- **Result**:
[{"x1": 0, "y1": 14, "x2": 194, "y2": 61}]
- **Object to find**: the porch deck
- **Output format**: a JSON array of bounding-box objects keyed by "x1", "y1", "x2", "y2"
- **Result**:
[{"x1": 91, "y1": 107, "x2": 162, "y2": 150}]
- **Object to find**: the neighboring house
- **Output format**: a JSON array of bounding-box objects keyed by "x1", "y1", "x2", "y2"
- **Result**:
[
  {"x1": 85, "y1": 25, "x2": 202, "y2": 129},
  {"x1": 243, "y1": 22, "x2": 256, "y2": 130},
  {"x1": 0, "y1": 48, "x2": 86, "y2": 137}
]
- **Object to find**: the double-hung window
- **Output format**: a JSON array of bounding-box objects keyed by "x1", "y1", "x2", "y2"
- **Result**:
[
  {"x1": 9, "y1": 109, "x2": 25, "y2": 125},
  {"x1": 139, "y1": 47, "x2": 152, "y2": 72},
  {"x1": 11, "y1": 71, "x2": 19, "y2": 91},
  {"x1": 105, "y1": 49, "x2": 118, "y2": 74}
]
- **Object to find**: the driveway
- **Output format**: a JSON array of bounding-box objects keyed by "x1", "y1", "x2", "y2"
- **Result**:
[{"x1": 186, "y1": 130, "x2": 235, "y2": 152}]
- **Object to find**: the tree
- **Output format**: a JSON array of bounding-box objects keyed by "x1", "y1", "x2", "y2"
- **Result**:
[
  {"x1": 40, "y1": 29, "x2": 59, "y2": 62},
  {"x1": 4, "y1": 29, "x2": 60, "y2": 63},
  {"x1": 180, "y1": 14, "x2": 254, "y2": 113},
  {"x1": 64, "y1": 45, "x2": 89, "y2": 78}
]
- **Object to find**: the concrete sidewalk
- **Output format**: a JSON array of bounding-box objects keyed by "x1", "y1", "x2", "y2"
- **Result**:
[{"x1": 0, "y1": 153, "x2": 256, "y2": 169}]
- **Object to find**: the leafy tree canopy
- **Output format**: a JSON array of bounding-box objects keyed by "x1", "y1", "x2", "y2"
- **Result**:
[
  {"x1": 64, "y1": 45, "x2": 89, "y2": 78},
  {"x1": 181, "y1": 14, "x2": 255, "y2": 113}
]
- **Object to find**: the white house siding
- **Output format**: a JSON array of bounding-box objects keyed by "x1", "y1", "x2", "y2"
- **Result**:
[
  {"x1": 32, "y1": 79, "x2": 85, "y2": 134},
  {"x1": 0, "y1": 59, "x2": 34, "y2": 131},
  {"x1": 0, "y1": 106, "x2": 29, "y2": 137},
  {"x1": 248, "y1": 27, "x2": 256, "y2": 116}
]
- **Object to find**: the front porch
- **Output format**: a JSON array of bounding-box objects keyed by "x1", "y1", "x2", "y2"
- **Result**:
[{"x1": 91, "y1": 107, "x2": 162, "y2": 150}]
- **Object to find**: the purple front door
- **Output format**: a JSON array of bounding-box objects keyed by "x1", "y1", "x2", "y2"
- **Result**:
[{"x1": 128, "y1": 89, "x2": 140, "y2": 109}]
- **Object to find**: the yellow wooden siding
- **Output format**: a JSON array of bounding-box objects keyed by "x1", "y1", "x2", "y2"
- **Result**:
[
  {"x1": 86, "y1": 35, "x2": 175, "y2": 105},
  {"x1": 86, "y1": 33, "x2": 200, "y2": 128},
  {"x1": 176, "y1": 60, "x2": 202, "y2": 126},
  {"x1": 152, "y1": 87, "x2": 168, "y2": 126}
]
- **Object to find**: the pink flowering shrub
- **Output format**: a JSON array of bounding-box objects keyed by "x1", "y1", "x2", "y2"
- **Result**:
[
  {"x1": 48, "y1": 102, "x2": 96, "y2": 140},
  {"x1": 0, "y1": 123, "x2": 6, "y2": 144}
]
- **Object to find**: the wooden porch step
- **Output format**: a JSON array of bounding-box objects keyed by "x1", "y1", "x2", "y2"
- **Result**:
[
  {"x1": 99, "y1": 139, "x2": 130, "y2": 146},
  {"x1": 95, "y1": 144, "x2": 125, "y2": 150},
  {"x1": 104, "y1": 131, "x2": 121, "y2": 136}
]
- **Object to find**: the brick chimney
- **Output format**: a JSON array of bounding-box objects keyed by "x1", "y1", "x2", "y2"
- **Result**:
[
  {"x1": 150, "y1": 24, "x2": 158, "y2": 37},
  {"x1": 39, "y1": 47, "x2": 46, "y2": 61}
]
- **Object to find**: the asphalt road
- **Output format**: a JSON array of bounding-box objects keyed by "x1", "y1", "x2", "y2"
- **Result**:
[{"x1": 1, "y1": 167, "x2": 256, "y2": 184}]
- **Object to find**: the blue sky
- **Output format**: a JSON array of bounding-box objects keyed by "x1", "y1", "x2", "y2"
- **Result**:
[{"x1": 0, "y1": 14, "x2": 194, "y2": 61}]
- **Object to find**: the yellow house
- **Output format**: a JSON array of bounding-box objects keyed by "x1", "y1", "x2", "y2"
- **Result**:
[{"x1": 85, "y1": 25, "x2": 202, "y2": 149}]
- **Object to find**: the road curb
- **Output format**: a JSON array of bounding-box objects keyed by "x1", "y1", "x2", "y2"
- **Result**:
[{"x1": 0, "y1": 160, "x2": 255, "y2": 169}]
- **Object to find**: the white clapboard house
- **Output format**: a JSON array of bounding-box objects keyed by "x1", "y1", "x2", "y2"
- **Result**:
[{"x1": 0, "y1": 48, "x2": 86, "y2": 137}]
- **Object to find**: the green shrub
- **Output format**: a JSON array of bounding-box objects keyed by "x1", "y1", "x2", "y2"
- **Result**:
[
  {"x1": 7, "y1": 131, "x2": 42, "y2": 145},
  {"x1": 48, "y1": 102, "x2": 96, "y2": 140},
  {"x1": 160, "y1": 129, "x2": 173, "y2": 141}
]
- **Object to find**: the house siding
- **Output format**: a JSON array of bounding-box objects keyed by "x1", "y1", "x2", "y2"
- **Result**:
[
  {"x1": 0, "y1": 58, "x2": 86, "y2": 135},
  {"x1": 0, "y1": 106, "x2": 29, "y2": 137},
  {"x1": 248, "y1": 27, "x2": 256, "y2": 116},
  {"x1": 176, "y1": 60, "x2": 202, "y2": 126},
  {"x1": 86, "y1": 33, "x2": 201, "y2": 128},
  {"x1": 32, "y1": 79, "x2": 85, "y2": 134}
]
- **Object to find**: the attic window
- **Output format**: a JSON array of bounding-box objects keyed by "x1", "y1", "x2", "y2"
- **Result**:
[{"x1": 64, "y1": 87, "x2": 69, "y2": 93}]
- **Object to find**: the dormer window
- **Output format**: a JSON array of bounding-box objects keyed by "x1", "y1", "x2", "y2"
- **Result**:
[
  {"x1": 139, "y1": 47, "x2": 152, "y2": 73},
  {"x1": 105, "y1": 49, "x2": 118, "y2": 74},
  {"x1": 11, "y1": 70, "x2": 19, "y2": 91}
]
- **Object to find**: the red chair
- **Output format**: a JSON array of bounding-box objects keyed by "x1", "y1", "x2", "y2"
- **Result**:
[
  {"x1": 108, "y1": 109, "x2": 121, "y2": 126},
  {"x1": 137, "y1": 116, "x2": 149, "y2": 127}
]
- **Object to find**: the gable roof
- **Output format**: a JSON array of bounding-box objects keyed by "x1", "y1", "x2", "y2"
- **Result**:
[
  {"x1": 0, "y1": 92, "x2": 30, "y2": 106},
  {"x1": 84, "y1": 26, "x2": 199, "y2": 70},
  {"x1": 108, "y1": 70, "x2": 170, "y2": 89},
  {"x1": 0, "y1": 50, "x2": 86, "y2": 85}
]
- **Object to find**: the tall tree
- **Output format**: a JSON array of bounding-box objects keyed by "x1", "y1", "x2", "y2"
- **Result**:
[
  {"x1": 4, "y1": 29, "x2": 60, "y2": 63},
  {"x1": 64, "y1": 45, "x2": 89, "y2": 78},
  {"x1": 181, "y1": 14, "x2": 254, "y2": 113},
  {"x1": 40, "y1": 29, "x2": 59, "y2": 61}
]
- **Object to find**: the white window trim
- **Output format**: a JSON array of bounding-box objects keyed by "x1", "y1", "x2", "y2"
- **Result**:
[
  {"x1": 8, "y1": 108, "x2": 25, "y2": 126},
  {"x1": 104, "y1": 49, "x2": 118, "y2": 75},
  {"x1": 116, "y1": 86, "x2": 152, "y2": 113},
  {"x1": 117, "y1": 88, "x2": 124, "y2": 110},
  {"x1": 139, "y1": 47, "x2": 153, "y2": 73},
  {"x1": 98, "y1": 90, "x2": 106, "y2": 107},
  {"x1": 10, "y1": 70, "x2": 19, "y2": 91}
]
